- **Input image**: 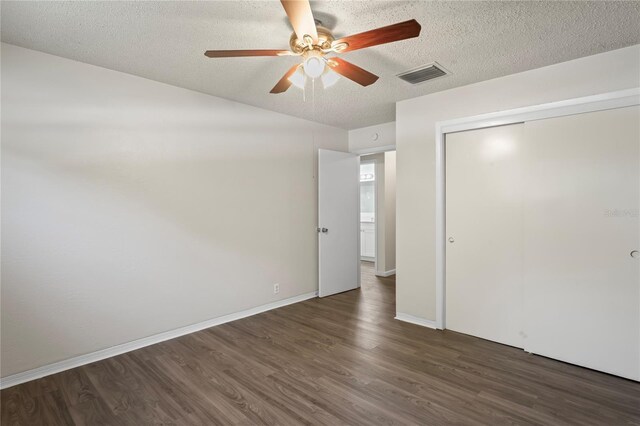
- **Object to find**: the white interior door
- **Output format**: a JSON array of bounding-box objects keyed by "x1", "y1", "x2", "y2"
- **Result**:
[
  {"x1": 445, "y1": 123, "x2": 526, "y2": 348},
  {"x1": 522, "y1": 106, "x2": 640, "y2": 380},
  {"x1": 318, "y1": 149, "x2": 359, "y2": 297}
]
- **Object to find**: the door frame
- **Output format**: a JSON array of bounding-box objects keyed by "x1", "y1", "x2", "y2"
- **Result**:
[{"x1": 434, "y1": 88, "x2": 640, "y2": 330}]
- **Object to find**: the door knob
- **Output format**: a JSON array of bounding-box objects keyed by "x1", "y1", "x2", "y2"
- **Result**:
[
  {"x1": 631, "y1": 250, "x2": 639, "y2": 259},
  {"x1": 321, "y1": 228, "x2": 328, "y2": 233},
  {"x1": 448, "y1": 237, "x2": 455, "y2": 243}
]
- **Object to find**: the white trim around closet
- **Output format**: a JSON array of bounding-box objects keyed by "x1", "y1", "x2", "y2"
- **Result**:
[{"x1": 434, "y1": 88, "x2": 640, "y2": 330}]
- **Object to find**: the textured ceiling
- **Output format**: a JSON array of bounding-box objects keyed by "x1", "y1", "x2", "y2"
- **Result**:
[{"x1": 2, "y1": 1, "x2": 639, "y2": 129}]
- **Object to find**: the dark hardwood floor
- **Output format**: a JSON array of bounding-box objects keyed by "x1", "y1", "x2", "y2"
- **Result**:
[{"x1": 2, "y1": 261, "x2": 639, "y2": 425}]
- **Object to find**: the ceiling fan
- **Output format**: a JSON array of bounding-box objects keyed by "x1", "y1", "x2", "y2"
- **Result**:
[{"x1": 204, "y1": 0, "x2": 421, "y2": 94}]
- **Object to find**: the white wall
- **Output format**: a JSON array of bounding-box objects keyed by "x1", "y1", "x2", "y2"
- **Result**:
[
  {"x1": 349, "y1": 121, "x2": 395, "y2": 153},
  {"x1": 396, "y1": 44, "x2": 640, "y2": 321},
  {"x1": 0, "y1": 43, "x2": 348, "y2": 377}
]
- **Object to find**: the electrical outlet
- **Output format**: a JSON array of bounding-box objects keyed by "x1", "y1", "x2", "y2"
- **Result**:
[{"x1": 273, "y1": 283, "x2": 280, "y2": 294}]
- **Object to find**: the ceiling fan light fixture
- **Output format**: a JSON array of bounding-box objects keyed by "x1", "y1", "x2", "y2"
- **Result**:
[
  {"x1": 303, "y1": 51, "x2": 326, "y2": 79},
  {"x1": 204, "y1": 0, "x2": 422, "y2": 94},
  {"x1": 288, "y1": 67, "x2": 305, "y2": 89},
  {"x1": 321, "y1": 69, "x2": 340, "y2": 88}
]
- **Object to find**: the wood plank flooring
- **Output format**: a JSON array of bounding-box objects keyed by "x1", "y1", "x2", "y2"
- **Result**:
[{"x1": 2, "y1": 262, "x2": 639, "y2": 425}]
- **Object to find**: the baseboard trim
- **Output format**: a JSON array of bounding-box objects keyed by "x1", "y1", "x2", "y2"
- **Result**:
[
  {"x1": 395, "y1": 313, "x2": 438, "y2": 330},
  {"x1": 0, "y1": 291, "x2": 318, "y2": 390},
  {"x1": 375, "y1": 269, "x2": 396, "y2": 277}
]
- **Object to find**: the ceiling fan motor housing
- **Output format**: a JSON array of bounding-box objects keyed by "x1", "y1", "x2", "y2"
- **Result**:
[{"x1": 289, "y1": 26, "x2": 334, "y2": 53}]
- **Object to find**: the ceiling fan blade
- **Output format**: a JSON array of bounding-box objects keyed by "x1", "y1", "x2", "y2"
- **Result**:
[
  {"x1": 204, "y1": 49, "x2": 292, "y2": 58},
  {"x1": 270, "y1": 64, "x2": 301, "y2": 94},
  {"x1": 281, "y1": 0, "x2": 318, "y2": 43},
  {"x1": 327, "y1": 58, "x2": 378, "y2": 87},
  {"x1": 333, "y1": 19, "x2": 421, "y2": 53}
]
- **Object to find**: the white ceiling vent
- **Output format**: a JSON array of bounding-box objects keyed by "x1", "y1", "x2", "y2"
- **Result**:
[{"x1": 397, "y1": 62, "x2": 449, "y2": 85}]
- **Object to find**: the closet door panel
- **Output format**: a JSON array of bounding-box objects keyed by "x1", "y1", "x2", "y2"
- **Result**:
[
  {"x1": 523, "y1": 106, "x2": 640, "y2": 380},
  {"x1": 446, "y1": 123, "x2": 526, "y2": 348}
]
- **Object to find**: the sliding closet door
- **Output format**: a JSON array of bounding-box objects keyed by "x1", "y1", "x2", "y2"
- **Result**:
[
  {"x1": 523, "y1": 106, "x2": 640, "y2": 380},
  {"x1": 446, "y1": 123, "x2": 525, "y2": 348}
]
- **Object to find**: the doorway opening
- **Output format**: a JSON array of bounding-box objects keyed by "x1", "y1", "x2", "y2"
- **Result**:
[
  {"x1": 359, "y1": 151, "x2": 396, "y2": 296},
  {"x1": 359, "y1": 161, "x2": 376, "y2": 263}
]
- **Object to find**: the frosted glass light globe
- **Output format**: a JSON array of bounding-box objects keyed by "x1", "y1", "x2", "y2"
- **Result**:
[
  {"x1": 321, "y1": 69, "x2": 340, "y2": 88},
  {"x1": 288, "y1": 67, "x2": 305, "y2": 89},
  {"x1": 304, "y1": 56, "x2": 325, "y2": 79}
]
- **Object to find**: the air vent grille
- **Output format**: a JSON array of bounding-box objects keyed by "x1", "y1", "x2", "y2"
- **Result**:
[{"x1": 397, "y1": 63, "x2": 448, "y2": 85}]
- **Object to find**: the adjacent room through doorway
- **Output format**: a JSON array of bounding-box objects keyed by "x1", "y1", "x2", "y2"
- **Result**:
[{"x1": 359, "y1": 150, "x2": 397, "y2": 310}]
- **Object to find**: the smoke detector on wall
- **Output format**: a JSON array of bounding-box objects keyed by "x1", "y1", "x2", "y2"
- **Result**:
[{"x1": 397, "y1": 62, "x2": 450, "y2": 85}]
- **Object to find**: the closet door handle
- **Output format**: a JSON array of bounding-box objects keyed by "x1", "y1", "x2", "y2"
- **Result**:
[{"x1": 631, "y1": 250, "x2": 639, "y2": 259}]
